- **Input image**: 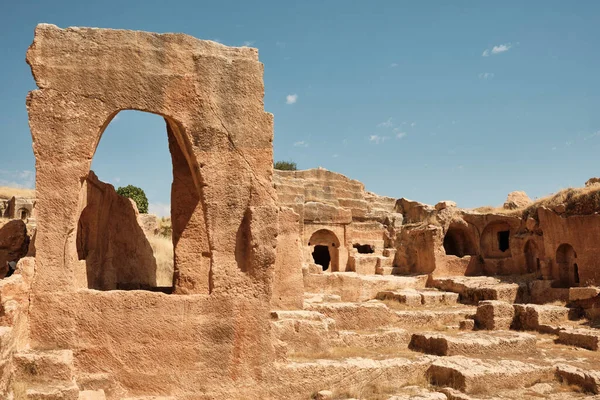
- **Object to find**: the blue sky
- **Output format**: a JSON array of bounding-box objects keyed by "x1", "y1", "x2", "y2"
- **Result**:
[{"x1": 1, "y1": 1, "x2": 599, "y2": 215}]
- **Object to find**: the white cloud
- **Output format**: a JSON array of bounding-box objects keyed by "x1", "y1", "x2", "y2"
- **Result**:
[
  {"x1": 332, "y1": 154, "x2": 339, "y2": 158},
  {"x1": 149, "y1": 202, "x2": 171, "y2": 218},
  {"x1": 293, "y1": 141, "x2": 308, "y2": 147},
  {"x1": 377, "y1": 118, "x2": 394, "y2": 128},
  {"x1": 492, "y1": 44, "x2": 512, "y2": 54},
  {"x1": 390, "y1": 63, "x2": 399, "y2": 68},
  {"x1": 369, "y1": 135, "x2": 388, "y2": 144},
  {"x1": 483, "y1": 43, "x2": 512, "y2": 57},
  {"x1": 286, "y1": 94, "x2": 298, "y2": 104},
  {"x1": 478, "y1": 72, "x2": 495, "y2": 79},
  {"x1": 411, "y1": 122, "x2": 416, "y2": 127},
  {"x1": 242, "y1": 41, "x2": 255, "y2": 47},
  {"x1": 0, "y1": 169, "x2": 35, "y2": 189},
  {"x1": 584, "y1": 131, "x2": 600, "y2": 141},
  {"x1": 396, "y1": 132, "x2": 407, "y2": 139}
]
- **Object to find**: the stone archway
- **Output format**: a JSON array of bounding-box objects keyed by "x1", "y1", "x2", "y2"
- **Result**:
[
  {"x1": 443, "y1": 222, "x2": 477, "y2": 258},
  {"x1": 480, "y1": 221, "x2": 512, "y2": 258},
  {"x1": 27, "y1": 24, "x2": 277, "y2": 296},
  {"x1": 308, "y1": 229, "x2": 341, "y2": 272},
  {"x1": 556, "y1": 243, "x2": 578, "y2": 287},
  {"x1": 24, "y1": 24, "x2": 279, "y2": 393}
]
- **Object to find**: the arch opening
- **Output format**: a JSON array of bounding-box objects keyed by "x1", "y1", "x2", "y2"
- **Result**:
[
  {"x1": 556, "y1": 243, "x2": 579, "y2": 287},
  {"x1": 75, "y1": 110, "x2": 209, "y2": 293},
  {"x1": 308, "y1": 229, "x2": 340, "y2": 272},
  {"x1": 480, "y1": 221, "x2": 512, "y2": 259},
  {"x1": 18, "y1": 208, "x2": 29, "y2": 221},
  {"x1": 443, "y1": 223, "x2": 477, "y2": 257},
  {"x1": 312, "y1": 245, "x2": 331, "y2": 270}
]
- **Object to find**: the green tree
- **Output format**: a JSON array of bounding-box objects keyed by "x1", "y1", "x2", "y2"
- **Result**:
[
  {"x1": 274, "y1": 160, "x2": 297, "y2": 171},
  {"x1": 117, "y1": 185, "x2": 149, "y2": 213}
]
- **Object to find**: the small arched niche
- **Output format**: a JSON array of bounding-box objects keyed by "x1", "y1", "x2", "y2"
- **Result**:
[
  {"x1": 308, "y1": 229, "x2": 341, "y2": 272},
  {"x1": 556, "y1": 243, "x2": 579, "y2": 287},
  {"x1": 17, "y1": 208, "x2": 29, "y2": 221},
  {"x1": 443, "y1": 222, "x2": 477, "y2": 258},
  {"x1": 480, "y1": 221, "x2": 512, "y2": 259}
]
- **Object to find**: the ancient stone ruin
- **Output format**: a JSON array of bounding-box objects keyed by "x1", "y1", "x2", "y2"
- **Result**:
[{"x1": 1, "y1": 24, "x2": 600, "y2": 399}]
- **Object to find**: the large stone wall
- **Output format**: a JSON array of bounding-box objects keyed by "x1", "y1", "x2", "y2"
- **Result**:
[
  {"x1": 21, "y1": 24, "x2": 278, "y2": 398},
  {"x1": 274, "y1": 168, "x2": 400, "y2": 275}
]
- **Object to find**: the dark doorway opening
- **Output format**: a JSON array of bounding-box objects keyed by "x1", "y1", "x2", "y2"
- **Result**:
[
  {"x1": 312, "y1": 245, "x2": 331, "y2": 270},
  {"x1": 353, "y1": 244, "x2": 374, "y2": 254},
  {"x1": 497, "y1": 231, "x2": 510, "y2": 252},
  {"x1": 574, "y1": 263, "x2": 580, "y2": 284}
]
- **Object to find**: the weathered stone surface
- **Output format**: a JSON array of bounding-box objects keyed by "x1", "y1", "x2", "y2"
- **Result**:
[
  {"x1": 78, "y1": 390, "x2": 107, "y2": 400},
  {"x1": 569, "y1": 286, "x2": 600, "y2": 301},
  {"x1": 427, "y1": 356, "x2": 553, "y2": 394},
  {"x1": 76, "y1": 171, "x2": 160, "y2": 290},
  {"x1": 556, "y1": 364, "x2": 600, "y2": 394},
  {"x1": 503, "y1": 191, "x2": 531, "y2": 210},
  {"x1": 303, "y1": 273, "x2": 428, "y2": 302},
  {"x1": 396, "y1": 198, "x2": 435, "y2": 224},
  {"x1": 13, "y1": 350, "x2": 74, "y2": 384},
  {"x1": 306, "y1": 301, "x2": 398, "y2": 330},
  {"x1": 431, "y1": 277, "x2": 522, "y2": 304},
  {"x1": 557, "y1": 328, "x2": 600, "y2": 350},
  {"x1": 137, "y1": 214, "x2": 159, "y2": 236},
  {"x1": 272, "y1": 207, "x2": 304, "y2": 310},
  {"x1": 0, "y1": 219, "x2": 29, "y2": 275},
  {"x1": 395, "y1": 308, "x2": 475, "y2": 329},
  {"x1": 271, "y1": 310, "x2": 336, "y2": 354},
  {"x1": 25, "y1": 24, "x2": 278, "y2": 399},
  {"x1": 274, "y1": 357, "x2": 431, "y2": 399},
  {"x1": 377, "y1": 290, "x2": 423, "y2": 307},
  {"x1": 334, "y1": 328, "x2": 409, "y2": 349},
  {"x1": 435, "y1": 201, "x2": 457, "y2": 211},
  {"x1": 458, "y1": 319, "x2": 474, "y2": 331},
  {"x1": 409, "y1": 331, "x2": 536, "y2": 356},
  {"x1": 513, "y1": 304, "x2": 570, "y2": 331},
  {"x1": 474, "y1": 300, "x2": 515, "y2": 330}
]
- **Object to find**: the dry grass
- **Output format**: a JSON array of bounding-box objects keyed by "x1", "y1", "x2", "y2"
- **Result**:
[
  {"x1": 470, "y1": 205, "x2": 518, "y2": 215},
  {"x1": 471, "y1": 183, "x2": 600, "y2": 219},
  {"x1": 522, "y1": 184, "x2": 600, "y2": 220},
  {"x1": 147, "y1": 234, "x2": 174, "y2": 287},
  {"x1": 0, "y1": 186, "x2": 35, "y2": 199},
  {"x1": 158, "y1": 217, "x2": 172, "y2": 238}
]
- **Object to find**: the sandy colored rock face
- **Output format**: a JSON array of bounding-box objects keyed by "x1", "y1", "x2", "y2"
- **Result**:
[
  {"x1": 24, "y1": 23, "x2": 278, "y2": 398},
  {"x1": 0, "y1": 220, "x2": 29, "y2": 273},
  {"x1": 475, "y1": 300, "x2": 515, "y2": 330},
  {"x1": 503, "y1": 191, "x2": 531, "y2": 210},
  {"x1": 76, "y1": 171, "x2": 160, "y2": 290}
]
